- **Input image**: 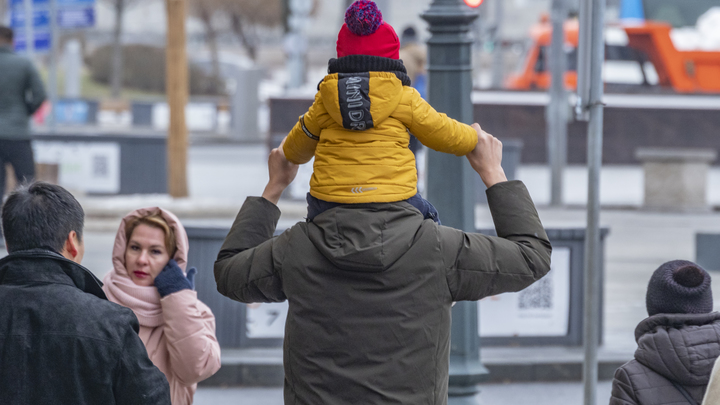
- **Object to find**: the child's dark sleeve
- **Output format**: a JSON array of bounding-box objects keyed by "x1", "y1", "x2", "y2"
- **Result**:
[
  {"x1": 400, "y1": 88, "x2": 478, "y2": 156},
  {"x1": 282, "y1": 92, "x2": 328, "y2": 164}
]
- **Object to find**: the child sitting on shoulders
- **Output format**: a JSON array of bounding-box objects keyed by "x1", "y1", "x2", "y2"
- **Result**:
[{"x1": 280, "y1": 0, "x2": 481, "y2": 223}]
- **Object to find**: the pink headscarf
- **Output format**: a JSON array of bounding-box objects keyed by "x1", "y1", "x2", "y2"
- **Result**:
[{"x1": 102, "y1": 207, "x2": 189, "y2": 328}]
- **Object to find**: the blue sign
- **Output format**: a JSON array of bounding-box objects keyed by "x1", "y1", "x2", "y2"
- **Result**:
[
  {"x1": 58, "y1": 8, "x2": 95, "y2": 28},
  {"x1": 13, "y1": 31, "x2": 51, "y2": 53},
  {"x1": 10, "y1": 0, "x2": 51, "y2": 53},
  {"x1": 10, "y1": 0, "x2": 95, "y2": 53},
  {"x1": 57, "y1": 0, "x2": 95, "y2": 29},
  {"x1": 54, "y1": 100, "x2": 90, "y2": 124}
]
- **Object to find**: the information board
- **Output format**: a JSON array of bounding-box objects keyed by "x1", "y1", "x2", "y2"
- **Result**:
[
  {"x1": 479, "y1": 247, "x2": 572, "y2": 337},
  {"x1": 246, "y1": 302, "x2": 289, "y2": 339},
  {"x1": 33, "y1": 141, "x2": 120, "y2": 194}
]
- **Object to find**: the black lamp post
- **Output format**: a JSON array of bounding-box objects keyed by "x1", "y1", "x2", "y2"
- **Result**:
[{"x1": 421, "y1": 1, "x2": 487, "y2": 404}]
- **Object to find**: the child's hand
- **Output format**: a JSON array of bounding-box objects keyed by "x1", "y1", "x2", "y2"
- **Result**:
[{"x1": 466, "y1": 123, "x2": 507, "y2": 188}]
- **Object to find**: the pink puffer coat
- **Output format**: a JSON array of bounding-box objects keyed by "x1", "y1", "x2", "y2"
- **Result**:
[{"x1": 102, "y1": 207, "x2": 221, "y2": 405}]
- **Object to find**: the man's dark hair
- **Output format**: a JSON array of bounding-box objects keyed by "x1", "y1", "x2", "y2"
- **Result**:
[
  {"x1": 0, "y1": 26, "x2": 13, "y2": 43},
  {"x1": 1, "y1": 182, "x2": 84, "y2": 253}
]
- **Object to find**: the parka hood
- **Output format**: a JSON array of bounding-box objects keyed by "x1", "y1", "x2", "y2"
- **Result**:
[
  {"x1": 111, "y1": 207, "x2": 189, "y2": 276},
  {"x1": 307, "y1": 202, "x2": 425, "y2": 273},
  {"x1": 634, "y1": 312, "x2": 720, "y2": 386},
  {"x1": 104, "y1": 207, "x2": 189, "y2": 327},
  {"x1": 319, "y1": 71, "x2": 406, "y2": 131}
]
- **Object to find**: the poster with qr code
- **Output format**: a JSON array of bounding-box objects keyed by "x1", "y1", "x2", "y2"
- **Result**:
[
  {"x1": 478, "y1": 247, "x2": 571, "y2": 337},
  {"x1": 246, "y1": 302, "x2": 289, "y2": 338},
  {"x1": 33, "y1": 142, "x2": 120, "y2": 194}
]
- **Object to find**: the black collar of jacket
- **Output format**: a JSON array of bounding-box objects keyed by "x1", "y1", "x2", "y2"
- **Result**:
[
  {"x1": 634, "y1": 312, "x2": 720, "y2": 342},
  {"x1": 0, "y1": 248, "x2": 107, "y2": 300},
  {"x1": 327, "y1": 55, "x2": 412, "y2": 87}
]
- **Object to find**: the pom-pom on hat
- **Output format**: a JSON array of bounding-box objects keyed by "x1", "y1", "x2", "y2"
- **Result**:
[
  {"x1": 646, "y1": 260, "x2": 713, "y2": 316},
  {"x1": 336, "y1": 0, "x2": 400, "y2": 60}
]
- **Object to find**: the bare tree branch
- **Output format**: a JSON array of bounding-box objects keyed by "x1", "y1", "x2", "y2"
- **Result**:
[{"x1": 102, "y1": 0, "x2": 143, "y2": 98}]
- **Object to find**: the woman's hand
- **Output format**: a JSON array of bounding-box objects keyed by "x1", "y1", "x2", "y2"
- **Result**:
[{"x1": 153, "y1": 259, "x2": 196, "y2": 298}]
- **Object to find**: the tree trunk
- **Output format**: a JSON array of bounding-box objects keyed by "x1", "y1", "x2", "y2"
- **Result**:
[
  {"x1": 110, "y1": 0, "x2": 124, "y2": 99},
  {"x1": 230, "y1": 14, "x2": 256, "y2": 61},
  {"x1": 199, "y1": 5, "x2": 222, "y2": 94},
  {"x1": 166, "y1": 0, "x2": 189, "y2": 198}
]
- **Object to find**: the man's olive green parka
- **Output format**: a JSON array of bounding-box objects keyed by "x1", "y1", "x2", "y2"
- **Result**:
[{"x1": 215, "y1": 180, "x2": 552, "y2": 405}]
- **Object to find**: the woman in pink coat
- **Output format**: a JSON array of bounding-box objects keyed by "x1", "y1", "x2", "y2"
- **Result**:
[{"x1": 103, "y1": 207, "x2": 221, "y2": 405}]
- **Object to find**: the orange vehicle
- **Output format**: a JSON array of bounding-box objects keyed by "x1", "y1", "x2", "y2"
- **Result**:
[
  {"x1": 507, "y1": 11, "x2": 720, "y2": 93},
  {"x1": 624, "y1": 22, "x2": 720, "y2": 93},
  {"x1": 505, "y1": 17, "x2": 581, "y2": 91}
]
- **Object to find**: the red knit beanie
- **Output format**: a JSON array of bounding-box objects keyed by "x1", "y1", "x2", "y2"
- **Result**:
[{"x1": 336, "y1": 0, "x2": 400, "y2": 60}]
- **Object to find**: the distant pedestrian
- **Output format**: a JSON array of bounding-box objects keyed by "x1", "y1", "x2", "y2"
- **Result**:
[
  {"x1": 0, "y1": 26, "x2": 46, "y2": 245},
  {"x1": 215, "y1": 126, "x2": 552, "y2": 404},
  {"x1": 103, "y1": 207, "x2": 221, "y2": 405},
  {"x1": 0, "y1": 182, "x2": 171, "y2": 405},
  {"x1": 399, "y1": 26, "x2": 427, "y2": 98},
  {"x1": 610, "y1": 260, "x2": 720, "y2": 405}
]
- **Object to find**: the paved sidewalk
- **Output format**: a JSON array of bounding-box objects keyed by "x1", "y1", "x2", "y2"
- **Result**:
[{"x1": 194, "y1": 381, "x2": 614, "y2": 405}]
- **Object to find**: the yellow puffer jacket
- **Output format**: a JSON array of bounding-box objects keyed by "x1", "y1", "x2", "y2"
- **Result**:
[{"x1": 282, "y1": 71, "x2": 478, "y2": 204}]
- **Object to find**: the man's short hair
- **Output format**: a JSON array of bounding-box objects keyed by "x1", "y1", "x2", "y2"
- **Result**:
[
  {"x1": 0, "y1": 26, "x2": 13, "y2": 43},
  {"x1": 1, "y1": 182, "x2": 84, "y2": 253}
]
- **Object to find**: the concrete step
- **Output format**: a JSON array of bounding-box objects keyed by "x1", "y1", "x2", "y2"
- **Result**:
[{"x1": 199, "y1": 346, "x2": 633, "y2": 387}]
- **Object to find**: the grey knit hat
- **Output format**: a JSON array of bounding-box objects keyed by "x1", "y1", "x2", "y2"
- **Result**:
[{"x1": 646, "y1": 260, "x2": 713, "y2": 316}]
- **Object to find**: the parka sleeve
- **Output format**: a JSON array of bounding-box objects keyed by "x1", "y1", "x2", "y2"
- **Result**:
[
  {"x1": 609, "y1": 367, "x2": 639, "y2": 405},
  {"x1": 24, "y1": 61, "x2": 47, "y2": 115},
  {"x1": 400, "y1": 88, "x2": 478, "y2": 156},
  {"x1": 214, "y1": 197, "x2": 288, "y2": 303},
  {"x1": 113, "y1": 314, "x2": 171, "y2": 405},
  {"x1": 160, "y1": 290, "x2": 221, "y2": 386},
  {"x1": 441, "y1": 181, "x2": 552, "y2": 301},
  {"x1": 282, "y1": 92, "x2": 330, "y2": 165}
]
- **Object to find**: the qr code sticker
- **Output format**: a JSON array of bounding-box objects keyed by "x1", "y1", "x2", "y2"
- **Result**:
[
  {"x1": 518, "y1": 272, "x2": 553, "y2": 310},
  {"x1": 93, "y1": 155, "x2": 108, "y2": 178}
]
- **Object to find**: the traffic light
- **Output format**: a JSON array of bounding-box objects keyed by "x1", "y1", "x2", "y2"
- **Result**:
[{"x1": 464, "y1": 0, "x2": 483, "y2": 7}]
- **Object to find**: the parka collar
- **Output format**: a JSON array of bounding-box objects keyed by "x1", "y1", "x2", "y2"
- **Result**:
[
  {"x1": 634, "y1": 312, "x2": 720, "y2": 342},
  {"x1": 327, "y1": 55, "x2": 411, "y2": 86},
  {"x1": 0, "y1": 249, "x2": 106, "y2": 300}
]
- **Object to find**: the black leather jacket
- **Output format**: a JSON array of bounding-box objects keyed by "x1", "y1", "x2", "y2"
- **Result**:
[{"x1": 0, "y1": 250, "x2": 170, "y2": 405}]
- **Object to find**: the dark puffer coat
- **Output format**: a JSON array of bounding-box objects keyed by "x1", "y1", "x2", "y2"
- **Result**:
[
  {"x1": 610, "y1": 313, "x2": 720, "y2": 405},
  {"x1": 0, "y1": 250, "x2": 171, "y2": 405},
  {"x1": 215, "y1": 181, "x2": 552, "y2": 405},
  {"x1": 0, "y1": 45, "x2": 46, "y2": 140}
]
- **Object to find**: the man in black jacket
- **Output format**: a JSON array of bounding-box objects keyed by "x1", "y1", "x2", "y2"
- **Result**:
[
  {"x1": 215, "y1": 126, "x2": 552, "y2": 404},
  {"x1": 0, "y1": 182, "x2": 170, "y2": 405}
]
